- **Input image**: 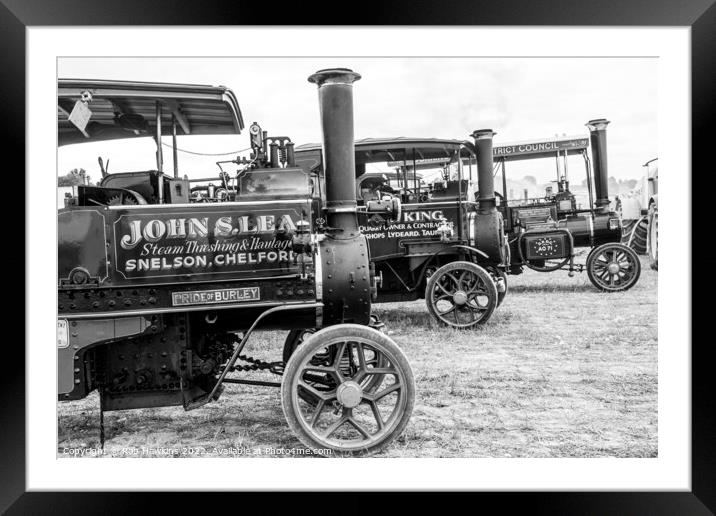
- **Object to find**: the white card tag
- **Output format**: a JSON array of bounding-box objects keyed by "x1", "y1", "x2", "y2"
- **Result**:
[{"x1": 68, "y1": 100, "x2": 92, "y2": 137}]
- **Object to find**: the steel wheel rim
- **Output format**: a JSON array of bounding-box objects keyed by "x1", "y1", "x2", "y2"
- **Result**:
[
  {"x1": 431, "y1": 269, "x2": 492, "y2": 327},
  {"x1": 288, "y1": 336, "x2": 409, "y2": 450},
  {"x1": 590, "y1": 246, "x2": 638, "y2": 290}
]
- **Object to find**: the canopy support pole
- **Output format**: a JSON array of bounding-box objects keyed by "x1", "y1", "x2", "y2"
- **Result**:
[
  {"x1": 172, "y1": 114, "x2": 179, "y2": 178},
  {"x1": 412, "y1": 147, "x2": 418, "y2": 202},
  {"x1": 501, "y1": 159, "x2": 508, "y2": 206},
  {"x1": 156, "y1": 101, "x2": 164, "y2": 204}
]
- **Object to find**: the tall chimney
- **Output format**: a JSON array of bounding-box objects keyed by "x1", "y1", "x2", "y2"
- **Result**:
[
  {"x1": 586, "y1": 118, "x2": 610, "y2": 209},
  {"x1": 308, "y1": 68, "x2": 362, "y2": 238},
  {"x1": 471, "y1": 129, "x2": 497, "y2": 212}
]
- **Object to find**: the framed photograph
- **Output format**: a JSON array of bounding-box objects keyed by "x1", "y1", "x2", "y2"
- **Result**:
[{"x1": 7, "y1": 0, "x2": 711, "y2": 512}]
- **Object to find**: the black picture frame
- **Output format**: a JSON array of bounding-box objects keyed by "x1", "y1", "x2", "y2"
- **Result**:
[{"x1": 7, "y1": 0, "x2": 713, "y2": 512}]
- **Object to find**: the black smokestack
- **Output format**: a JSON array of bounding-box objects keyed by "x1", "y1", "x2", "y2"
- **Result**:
[
  {"x1": 586, "y1": 118, "x2": 611, "y2": 210},
  {"x1": 308, "y1": 68, "x2": 362, "y2": 237},
  {"x1": 471, "y1": 129, "x2": 496, "y2": 212}
]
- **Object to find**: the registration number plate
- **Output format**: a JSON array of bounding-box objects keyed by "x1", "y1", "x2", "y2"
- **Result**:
[
  {"x1": 524, "y1": 234, "x2": 567, "y2": 260},
  {"x1": 172, "y1": 287, "x2": 260, "y2": 306}
]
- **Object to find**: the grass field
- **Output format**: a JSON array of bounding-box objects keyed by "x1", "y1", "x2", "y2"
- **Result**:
[{"x1": 58, "y1": 255, "x2": 657, "y2": 458}]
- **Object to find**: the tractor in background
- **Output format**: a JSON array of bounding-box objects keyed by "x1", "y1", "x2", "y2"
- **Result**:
[
  {"x1": 643, "y1": 158, "x2": 658, "y2": 270},
  {"x1": 619, "y1": 157, "x2": 658, "y2": 270}
]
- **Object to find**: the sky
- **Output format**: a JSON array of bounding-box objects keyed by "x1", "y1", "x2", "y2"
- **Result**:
[{"x1": 58, "y1": 57, "x2": 657, "y2": 186}]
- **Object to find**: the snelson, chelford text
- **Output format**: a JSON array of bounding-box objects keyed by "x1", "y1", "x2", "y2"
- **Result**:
[{"x1": 115, "y1": 213, "x2": 303, "y2": 274}]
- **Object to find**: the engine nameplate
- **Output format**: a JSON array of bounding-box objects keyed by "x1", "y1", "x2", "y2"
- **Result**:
[{"x1": 172, "y1": 287, "x2": 260, "y2": 306}]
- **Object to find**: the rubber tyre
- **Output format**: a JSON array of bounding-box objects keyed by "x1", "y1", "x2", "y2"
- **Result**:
[
  {"x1": 647, "y1": 205, "x2": 658, "y2": 271},
  {"x1": 281, "y1": 324, "x2": 415, "y2": 457},
  {"x1": 621, "y1": 218, "x2": 648, "y2": 255},
  {"x1": 425, "y1": 261, "x2": 498, "y2": 328},
  {"x1": 586, "y1": 242, "x2": 642, "y2": 292}
]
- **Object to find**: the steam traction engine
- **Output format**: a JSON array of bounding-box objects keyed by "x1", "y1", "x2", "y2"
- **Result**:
[
  {"x1": 489, "y1": 120, "x2": 641, "y2": 291},
  {"x1": 57, "y1": 70, "x2": 415, "y2": 457},
  {"x1": 293, "y1": 133, "x2": 510, "y2": 333}
]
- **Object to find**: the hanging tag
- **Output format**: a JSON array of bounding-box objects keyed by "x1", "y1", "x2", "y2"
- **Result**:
[{"x1": 68, "y1": 92, "x2": 93, "y2": 138}]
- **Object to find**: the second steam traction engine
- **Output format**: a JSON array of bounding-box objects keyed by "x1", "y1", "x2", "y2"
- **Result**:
[
  {"x1": 292, "y1": 132, "x2": 511, "y2": 331},
  {"x1": 57, "y1": 69, "x2": 415, "y2": 456},
  {"x1": 489, "y1": 119, "x2": 642, "y2": 292}
]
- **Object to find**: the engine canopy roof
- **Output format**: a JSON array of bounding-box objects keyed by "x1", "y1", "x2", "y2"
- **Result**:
[
  {"x1": 58, "y1": 78, "x2": 244, "y2": 147},
  {"x1": 295, "y1": 137, "x2": 476, "y2": 174}
]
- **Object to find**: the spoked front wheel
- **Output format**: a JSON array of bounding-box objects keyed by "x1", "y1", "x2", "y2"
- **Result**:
[
  {"x1": 586, "y1": 242, "x2": 641, "y2": 292},
  {"x1": 425, "y1": 261, "x2": 498, "y2": 328},
  {"x1": 283, "y1": 327, "x2": 386, "y2": 392},
  {"x1": 281, "y1": 324, "x2": 415, "y2": 457}
]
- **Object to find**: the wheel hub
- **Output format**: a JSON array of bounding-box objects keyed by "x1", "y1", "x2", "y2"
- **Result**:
[
  {"x1": 336, "y1": 381, "x2": 363, "y2": 408},
  {"x1": 453, "y1": 290, "x2": 468, "y2": 305},
  {"x1": 607, "y1": 262, "x2": 621, "y2": 274}
]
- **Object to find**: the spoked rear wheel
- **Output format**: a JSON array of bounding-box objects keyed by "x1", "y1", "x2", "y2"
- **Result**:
[
  {"x1": 425, "y1": 261, "x2": 498, "y2": 328},
  {"x1": 281, "y1": 324, "x2": 415, "y2": 457},
  {"x1": 586, "y1": 242, "x2": 641, "y2": 292}
]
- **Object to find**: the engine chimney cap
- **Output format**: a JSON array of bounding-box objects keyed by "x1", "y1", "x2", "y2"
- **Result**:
[
  {"x1": 586, "y1": 119, "x2": 610, "y2": 131},
  {"x1": 471, "y1": 129, "x2": 496, "y2": 139},
  {"x1": 308, "y1": 68, "x2": 362, "y2": 86}
]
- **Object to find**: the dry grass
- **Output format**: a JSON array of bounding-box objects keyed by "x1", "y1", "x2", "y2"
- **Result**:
[{"x1": 58, "y1": 256, "x2": 657, "y2": 458}]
